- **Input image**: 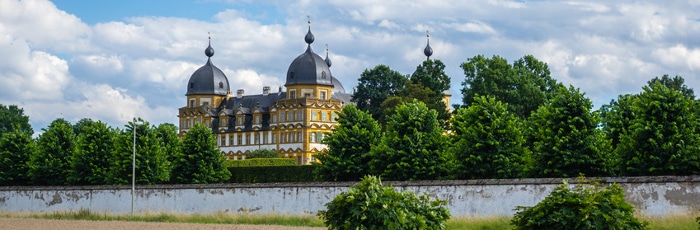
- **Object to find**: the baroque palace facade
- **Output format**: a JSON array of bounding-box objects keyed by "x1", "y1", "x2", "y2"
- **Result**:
[{"x1": 178, "y1": 23, "x2": 351, "y2": 165}]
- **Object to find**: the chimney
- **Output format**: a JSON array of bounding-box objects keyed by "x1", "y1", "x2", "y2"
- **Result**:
[
  {"x1": 236, "y1": 89, "x2": 244, "y2": 98},
  {"x1": 278, "y1": 86, "x2": 283, "y2": 93},
  {"x1": 263, "y1": 86, "x2": 271, "y2": 96}
]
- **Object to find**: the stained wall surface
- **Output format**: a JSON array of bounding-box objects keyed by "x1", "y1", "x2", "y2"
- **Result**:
[{"x1": 1, "y1": 176, "x2": 698, "y2": 217}]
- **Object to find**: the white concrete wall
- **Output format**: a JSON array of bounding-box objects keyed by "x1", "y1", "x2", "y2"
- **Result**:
[{"x1": 0, "y1": 176, "x2": 698, "y2": 217}]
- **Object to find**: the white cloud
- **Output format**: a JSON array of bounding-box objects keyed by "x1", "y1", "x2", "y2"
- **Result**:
[
  {"x1": 0, "y1": 36, "x2": 69, "y2": 101},
  {"x1": 444, "y1": 21, "x2": 497, "y2": 34},
  {"x1": 653, "y1": 44, "x2": 700, "y2": 71}
]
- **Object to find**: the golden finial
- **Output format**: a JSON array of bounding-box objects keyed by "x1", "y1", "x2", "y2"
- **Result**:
[
  {"x1": 307, "y1": 15, "x2": 311, "y2": 25},
  {"x1": 426, "y1": 30, "x2": 430, "y2": 38},
  {"x1": 325, "y1": 44, "x2": 329, "y2": 52},
  {"x1": 208, "y1": 32, "x2": 211, "y2": 40}
]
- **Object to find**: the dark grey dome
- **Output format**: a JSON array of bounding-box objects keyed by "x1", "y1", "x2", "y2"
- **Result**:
[
  {"x1": 186, "y1": 41, "x2": 230, "y2": 96},
  {"x1": 331, "y1": 77, "x2": 345, "y2": 94},
  {"x1": 285, "y1": 27, "x2": 333, "y2": 86}
]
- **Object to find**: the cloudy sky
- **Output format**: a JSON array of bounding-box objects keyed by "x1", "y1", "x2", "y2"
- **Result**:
[{"x1": 1, "y1": 0, "x2": 698, "y2": 133}]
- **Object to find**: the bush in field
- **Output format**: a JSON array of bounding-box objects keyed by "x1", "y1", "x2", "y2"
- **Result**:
[
  {"x1": 318, "y1": 175, "x2": 450, "y2": 229},
  {"x1": 511, "y1": 180, "x2": 647, "y2": 229}
]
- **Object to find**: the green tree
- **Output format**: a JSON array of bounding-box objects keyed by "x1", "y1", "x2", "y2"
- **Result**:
[
  {"x1": 172, "y1": 123, "x2": 230, "y2": 184},
  {"x1": 314, "y1": 105, "x2": 381, "y2": 181},
  {"x1": 0, "y1": 104, "x2": 33, "y2": 136},
  {"x1": 528, "y1": 85, "x2": 611, "y2": 178},
  {"x1": 318, "y1": 175, "x2": 450, "y2": 230},
  {"x1": 460, "y1": 55, "x2": 559, "y2": 118},
  {"x1": 154, "y1": 123, "x2": 182, "y2": 168},
  {"x1": 0, "y1": 127, "x2": 34, "y2": 185},
  {"x1": 451, "y1": 96, "x2": 526, "y2": 179},
  {"x1": 369, "y1": 100, "x2": 452, "y2": 181},
  {"x1": 512, "y1": 180, "x2": 647, "y2": 229},
  {"x1": 73, "y1": 118, "x2": 95, "y2": 136},
  {"x1": 648, "y1": 74, "x2": 694, "y2": 99},
  {"x1": 29, "y1": 118, "x2": 75, "y2": 185},
  {"x1": 379, "y1": 82, "x2": 437, "y2": 127},
  {"x1": 410, "y1": 59, "x2": 452, "y2": 122},
  {"x1": 70, "y1": 120, "x2": 115, "y2": 185},
  {"x1": 617, "y1": 82, "x2": 700, "y2": 176},
  {"x1": 247, "y1": 148, "x2": 279, "y2": 159},
  {"x1": 600, "y1": 94, "x2": 636, "y2": 150},
  {"x1": 109, "y1": 119, "x2": 170, "y2": 185},
  {"x1": 351, "y1": 65, "x2": 408, "y2": 121}
]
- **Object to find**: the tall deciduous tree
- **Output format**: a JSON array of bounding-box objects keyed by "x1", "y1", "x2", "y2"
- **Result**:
[
  {"x1": 29, "y1": 118, "x2": 75, "y2": 185},
  {"x1": 527, "y1": 85, "x2": 611, "y2": 178},
  {"x1": 410, "y1": 59, "x2": 451, "y2": 122},
  {"x1": 369, "y1": 100, "x2": 452, "y2": 181},
  {"x1": 647, "y1": 74, "x2": 695, "y2": 99},
  {"x1": 154, "y1": 123, "x2": 182, "y2": 167},
  {"x1": 351, "y1": 65, "x2": 408, "y2": 121},
  {"x1": 617, "y1": 82, "x2": 700, "y2": 176},
  {"x1": 599, "y1": 94, "x2": 636, "y2": 150},
  {"x1": 109, "y1": 119, "x2": 170, "y2": 185},
  {"x1": 460, "y1": 55, "x2": 559, "y2": 118},
  {"x1": 172, "y1": 123, "x2": 230, "y2": 184},
  {"x1": 70, "y1": 120, "x2": 115, "y2": 185},
  {"x1": 314, "y1": 105, "x2": 381, "y2": 181},
  {"x1": 0, "y1": 104, "x2": 33, "y2": 136},
  {"x1": 451, "y1": 96, "x2": 526, "y2": 179},
  {"x1": 0, "y1": 128, "x2": 34, "y2": 185}
]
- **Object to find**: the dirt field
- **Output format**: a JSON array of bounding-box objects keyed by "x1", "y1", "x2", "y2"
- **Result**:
[{"x1": 0, "y1": 217, "x2": 326, "y2": 230}]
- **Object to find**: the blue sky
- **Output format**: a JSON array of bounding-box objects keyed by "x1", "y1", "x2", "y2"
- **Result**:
[{"x1": 1, "y1": 0, "x2": 699, "y2": 134}]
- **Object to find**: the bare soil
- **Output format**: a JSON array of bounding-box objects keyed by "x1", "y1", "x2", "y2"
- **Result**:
[{"x1": 0, "y1": 217, "x2": 326, "y2": 230}]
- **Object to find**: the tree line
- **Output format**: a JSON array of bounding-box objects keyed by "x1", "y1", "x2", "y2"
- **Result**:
[
  {"x1": 0, "y1": 108, "x2": 230, "y2": 186},
  {"x1": 316, "y1": 55, "x2": 699, "y2": 181},
  {"x1": 2, "y1": 54, "x2": 698, "y2": 185}
]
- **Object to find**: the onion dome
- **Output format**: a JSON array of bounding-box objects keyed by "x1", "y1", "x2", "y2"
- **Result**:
[
  {"x1": 324, "y1": 44, "x2": 332, "y2": 67},
  {"x1": 186, "y1": 35, "x2": 230, "y2": 96},
  {"x1": 424, "y1": 31, "x2": 433, "y2": 60},
  {"x1": 285, "y1": 19, "x2": 333, "y2": 86}
]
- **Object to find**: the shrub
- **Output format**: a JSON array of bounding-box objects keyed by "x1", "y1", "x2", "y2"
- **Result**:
[
  {"x1": 318, "y1": 175, "x2": 450, "y2": 229},
  {"x1": 511, "y1": 180, "x2": 647, "y2": 229},
  {"x1": 246, "y1": 149, "x2": 280, "y2": 159},
  {"x1": 228, "y1": 165, "x2": 315, "y2": 183},
  {"x1": 225, "y1": 158, "x2": 295, "y2": 167}
]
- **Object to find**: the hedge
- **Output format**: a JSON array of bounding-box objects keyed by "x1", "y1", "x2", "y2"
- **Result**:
[
  {"x1": 225, "y1": 158, "x2": 296, "y2": 167},
  {"x1": 228, "y1": 165, "x2": 316, "y2": 183}
]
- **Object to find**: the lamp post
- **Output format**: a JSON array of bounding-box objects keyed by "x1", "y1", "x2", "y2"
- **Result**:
[{"x1": 131, "y1": 121, "x2": 143, "y2": 215}]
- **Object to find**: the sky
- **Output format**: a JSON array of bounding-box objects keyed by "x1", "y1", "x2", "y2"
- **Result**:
[{"x1": 1, "y1": 0, "x2": 699, "y2": 134}]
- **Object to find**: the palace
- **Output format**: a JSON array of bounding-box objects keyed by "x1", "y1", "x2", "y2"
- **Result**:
[{"x1": 178, "y1": 22, "x2": 351, "y2": 165}]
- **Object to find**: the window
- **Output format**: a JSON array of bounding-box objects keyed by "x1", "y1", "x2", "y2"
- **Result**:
[
  {"x1": 229, "y1": 134, "x2": 234, "y2": 146},
  {"x1": 246, "y1": 134, "x2": 251, "y2": 145},
  {"x1": 287, "y1": 112, "x2": 292, "y2": 121},
  {"x1": 205, "y1": 120, "x2": 210, "y2": 127},
  {"x1": 311, "y1": 110, "x2": 317, "y2": 120},
  {"x1": 319, "y1": 132, "x2": 325, "y2": 142},
  {"x1": 296, "y1": 111, "x2": 302, "y2": 121},
  {"x1": 237, "y1": 117, "x2": 243, "y2": 125},
  {"x1": 304, "y1": 93, "x2": 311, "y2": 97},
  {"x1": 255, "y1": 116, "x2": 260, "y2": 124},
  {"x1": 279, "y1": 112, "x2": 285, "y2": 122},
  {"x1": 290, "y1": 90, "x2": 296, "y2": 99},
  {"x1": 220, "y1": 135, "x2": 225, "y2": 146},
  {"x1": 219, "y1": 82, "x2": 224, "y2": 89},
  {"x1": 255, "y1": 134, "x2": 260, "y2": 145},
  {"x1": 321, "y1": 71, "x2": 327, "y2": 79},
  {"x1": 263, "y1": 133, "x2": 268, "y2": 144},
  {"x1": 297, "y1": 132, "x2": 302, "y2": 143},
  {"x1": 310, "y1": 132, "x2": 317, "y2": 143},
  {"x1": 272, "y1": 114, "x2": 277, "y2": 123},
  {"x1": 202, "y1": 102, "x2": 209, "y2": 106},
  {"x1": 321, "y1": 112, "x2": 327, "y2": 121},
  {"x1": 237, "y1": 134, "x2": 242, "y2": 146},
  {"x1": 221, "y1": 118, "x2": 227, "y2": 127},
  {"x1": 272, "y1": 133, "x2": 277, "y2": 144},
  {"x1": 332, "y1": 112, "x2": 338, "y2": 121},
  {"x1": 320, "y1": 91, "x2": 326, "y2": 100},
  {"x1": 189, "y1": 100, "x2": 195, "y2": 108},
  {"x1": 280, "y1": 133, "x2": 285, "y2": 143}
]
